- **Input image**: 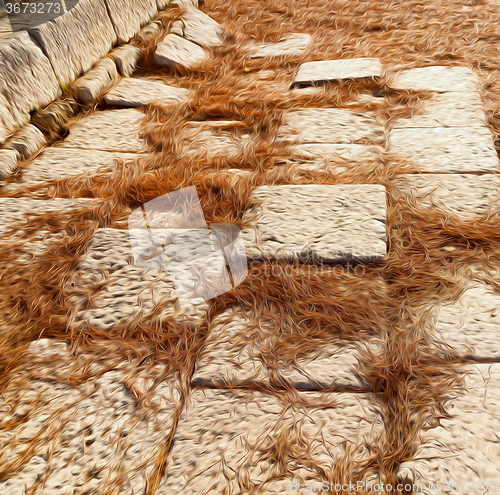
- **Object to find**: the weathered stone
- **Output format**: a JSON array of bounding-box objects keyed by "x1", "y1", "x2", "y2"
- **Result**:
[
  {"x1": 140, "y1": 20, "x2": 162, "y2": 39},
  {"x1": 391, "y1": 174, "x2": 500, "y2": 220},
  {"x1": 171, "y1": 19, "x2": 183, "y2": 36},
  {"x1": 193, "y1": 307, "x2": 381, "y2": 390},
  {"x1": 0, "y1": 148, "x2": 19, "y2": 179},
  {"x1": 170, "y1": 0, "x2": 198, "y2": 7},
  {"x1": 391, "y1": 66, "x2": 479, "y2": 92},
  {"x1": 0, "y1": 14, "x2": 11, "y2": 39},
  {"x1": 293, "y1": 58, "x2": 382, "y2": 85},
  {"x1": 242, "y1": 184, "x2": 387, "y2": 263},
  {"x1": 177, "y1": 7, "x2": 223, "y2": 47},
  {"x1": 110, "y1": 44, "x2": 141, "y2": 77},
  {"x1": 249, "y1": 33, "x2": 312, "y2": 58},
  {"x1": 159, "y1": 389, "x2": 382, "y2": 493},
  {"x1": 104, "y1": 0, "x2": 157, "y2": 44},
  {"x1": 182, "y1": 120, "x2": 242, "y2": 157},
  {"x1": 0, "y1": 32, "x2": 61, "y2": 143},
  {"x1": 153, "y1": 33, "x2": 207, "y2": 68},
  {"x1": 292, "y1": 143, "x2": 384, "y2": 161},
  {"x1": 60, "y1": 109, "x2": 146, "y2": 153},
  {"x1": 431, "y1": 282, "x2": 500, "y2": 360},
  {"x1": 28, "y1": 0, "x2": 117, "y2": 84},
  {"x1": 72, "y1": 57, "x2": 119, "y2": 105},
  {"x1": 3, "y1": 148, "x2": 145, "y2": 192},
  {"x1": 69, "y1": 229, "x2": 208, "y2": 330},
  {"x1": 393, "y1": 92, "x2": 486, "y2": 128},
  {"x1": 157, "y1": 0, "x2": 172, "y2": 8},
  {"x1": 4, "y1": 123, "x2": 46, "y2": 159},
  {"x1": 389, "y1": 127, "x2": 499, "y2": 173},
  {"x1": 104, "y1": 77, "x2": 191, "y2": 107},
  {"x1": 400, "y1": 364, "x2": 500, "y2": 494},
  {"x1": 0, "y1": 339, "x2": 181, "y2": 495},
  {"x1": 279, "y1": 108, "x2": 384, "y2": 145}
]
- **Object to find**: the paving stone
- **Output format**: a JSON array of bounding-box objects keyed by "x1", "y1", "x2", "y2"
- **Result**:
[
  {"x1": 391, "y1": 174, "x2": 500, "y2": 220},
  {"x1": 429, "y1": 282, "x2": 500, "y2": 360},
  {"x1": 177, "y1": 7, "x2": 223, "y2": 47},
  {"x1": 104, "y1": 0, "x2": 158, "y2": 44},
  {"x1": 159, "y1": 388, "x2": 382, "y2": 493},
  {"x1": 293, "y1": 58, "x2": 383, "y2": 86},
  {"x1": 400, "y1": 364, "x2": 500, "y2": 494},
  {"x1": 60, "y1": 109, "x2": 146, "y2": 153},
  {"x1": 72, "y1": 57, "x2": 119, "y2": 105},
  {"x1": 392, "y1": 92, "x2": 486, "y2": 128},
  {"x1": 110, "y1": 44, "x2": 141, "y2": 77},
  {"x1": 0, "y1": 339, "x2": 181, "y2": 495},
  {"x1": 69, "y1": 229, "x2": 209, "y2": 330},
  {"x1": 389, "y1": 127, "x2": 499, "y2": 173},
  {"x1": 241, "y1": 184, "x2": 387, "y2": 263},
  {"x1": 153, "y1": 33, "x2": 207, "y2": 69},
  {"x1": 279, "y1": 108, "x2": 384, "y2": 145},
  {"x1": 249, "y1": 32, "x2": 312, "y2": 58},
  {"x1": 182, "y1": 120, "x2": 242, "y2": 157},
  {"x1": 390, "y1": 66, "x2": 479, "y2": 92},
  {"x1": 292, "y1": 143, "x2": 384, "y2": 161},
  {"x1": 3, "y1": 123, "x2": 46, "y2": 159},
  {"x1": 104, "y1": 77, "x2": 191, "y2": 107},
  {"x1": 193, "y1": 306, "x2": 381, "y2": 390},
  {"x1": 27, "y1": 0, "x2": 117, "y2": 84},
  {"x1": 0, "y1": 31, "x2": 61, "y2": 143},
  {"x1": 0, "y1": 148, "x2": 19, "y2": 179},
  {"x1": 3, "y1": 148, "x2": 145, "y2": 192}
]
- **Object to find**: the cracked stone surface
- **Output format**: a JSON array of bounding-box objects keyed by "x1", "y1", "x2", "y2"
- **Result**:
[
  {"x1": 2, "y1": 148, "x2": 145, "y2": 194},
  {"x1": 153, "y1": 34, "x2": 207, "y2": 68},
  {"x1": 158, "y1": 388, "x2": 382, "y2": 494},
  {"x1": 193, "y1": 306, "x2": 383, "y2": 390},
  {"x1": 390, "y1": 66, "x2": 480, "y2": 92},
  {"x1": 0, "y1": 339, "x2": 181, "y2": 495},
  {"x1": 104, "y1": 77, "x2": 191, "y2": 107},
  {"x1": 293, "y1": 58, "x2": 382, "y2": 85},
  {"x1": 177, "y1": 7, "x2": 223, "y2": 47},
  {"x1": 249, "y1": 33, "x2": 312, "y2": 58},
  {"x1": 60, "y1": 109, "x2": 146, "y2": 153},
  {"x1": 242, "y1": 184, "x2": 387, "y2": 263},
  {"x1": 392, "y1": 92, "x2": 486, "y2": 128},
  {"x1": 110, "y1": 44, "x2": 141, "y2": 77},
  {"x1": 388, "y1": 127, "x2": 499, "y2": 173},
  {"x1": 391, "y1": 174, "x2": 500, "y2": 219},
  {"x1": 431, "y1": 282, "x2": 500, "y2": 360},
  {"x1": 72, "y1": 57, "x2": 119, "y2": 105},
  {"x1": 400, "y1": 364, "x2": 500, "y2": 495},
  {"x1": 3, "y1": 123, "x2": 46, "y2": 159},
  {"x1": 279, "y1": 108, "x2": 384, "y2": 144}
]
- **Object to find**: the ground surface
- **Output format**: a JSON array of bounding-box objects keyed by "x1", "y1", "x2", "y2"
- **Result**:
[{"x1": 1, "y1": 0, "x2": 500, "y2": 494}]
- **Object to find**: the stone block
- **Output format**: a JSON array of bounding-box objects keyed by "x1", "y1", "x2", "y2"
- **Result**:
[
  {"x1": 293, "y1": 58, "x2": 382, "y2": 85},
  {"x1": 28, "y1": 0, "x2": 117, "y2": 84},
  {"x1": 177, "y1": 7, "x2": 223, "y2": 47},
  {"x1": 104, "y1": 77, "x2": 191, "y2": 107},
  {"x1": 389, "y1": 127, "x2": 499, "y2": 173},
  {"x1": 72, "y1": 57, "x2": 118, "y2": 105},
  {"x1": 153, "y1": 33, "x2": 206, "y2": 68},
  {"x1": 0, "y1": 32, "x2": 60, "y2": 143},
  {"x1": 242, "y1": 184, "x2": 387, "y2": 263},
  {"x1": 104, "y1": 0, "x2": 157, "y2": 44},
  {"x1": 110, "y1": 44, "x2": 141, "y2": 77},
  {"x1": 249, "y1": 33, "x2": 312, "y2": 58},
  {"x1": 0, "y1": 148, "x2": 19, "y2": 179},
  {"x1": 4, "y1": 123, "x2": 46, "y2": 159}
]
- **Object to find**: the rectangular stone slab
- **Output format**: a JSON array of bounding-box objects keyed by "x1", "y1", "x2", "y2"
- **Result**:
[
  {"x1": 293, "y1": 58, "x2": 382, "y2": 85},
  {"x1": 0, "y1": 339, "x2": 181, "y2": 495},
  {"x1": 390, "y1": 66, "x2": 479, "y2": 92},
  {"x1": 392, "y1": 92, "x2": 486, "y2": 128},
  {"x1": 391, "y1": 174, "x2": 500, "y2": 220},
  {"x1": 0, "y1": 32, "x2": 61, "y2": 143},
  {"x1": 431, "y1": 282, "x2": 500, "y2": 360},
  {"x1": 388, "y1": 127, "x2": 499, "y2": 173},
  {"x1": 249, "y1": 33, "x2": 312, "y2": 58},
  {"x1": 153, "y1": 33, "x2": 207, "y2": 68},
  {"x1": 2, "y1": 148, "x2": 146, "y2": 194},
  {"x1": 104, "y1": 0, "x2": 157, "y2": 44},
  {"x1": 28, "y1": 0, "x2": 117, "y2": 83},
  {"x1": 178, "y1": 7, "x2": 223, "y2": 47},
  {"x1": 104, "y1": 77, "x2": 191, "y2": 107},
  {"x1": 242, "y1": 184, "x2": 387, "y2": 263},
  {"x1": 158, "y1": 389, "x2": 382, "y2": 494},
  {"x1": 400, "y1": 364, "x2": 500, "y2": 494},
  {"x1": 193, "y1": 305, "x2": 383, "y2": 390},
  {"x1": 279, "y1": 108, "x2": 384, "y2": 144},
  {"x1": 60, "y1": 109, "x2": 146, "y2": 152}
]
